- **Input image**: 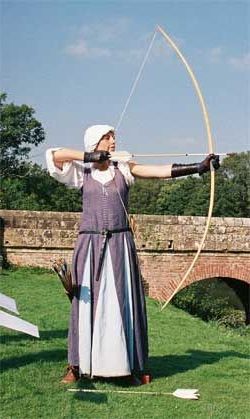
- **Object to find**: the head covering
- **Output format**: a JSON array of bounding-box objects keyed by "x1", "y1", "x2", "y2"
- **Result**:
[{"x1": 84, "y1": 124, "x2": 115, "y2": 152}]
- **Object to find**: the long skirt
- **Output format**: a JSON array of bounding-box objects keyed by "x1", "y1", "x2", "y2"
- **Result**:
[{"x1": 68, "y1": 231, "x2": 148, "y2": 377}]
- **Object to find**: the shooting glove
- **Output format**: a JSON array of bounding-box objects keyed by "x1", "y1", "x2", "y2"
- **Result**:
[
  {"x1": 171, "y1": 154, "x2": 220, "y2": 178},
  {"x1": 84, "y1": 150, "x2": 111, "y2": 163}
]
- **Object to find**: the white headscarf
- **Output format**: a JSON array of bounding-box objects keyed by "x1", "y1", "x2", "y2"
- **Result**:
[{"x1": 84, "y1": 124, "x2": 115, "y2": 152}]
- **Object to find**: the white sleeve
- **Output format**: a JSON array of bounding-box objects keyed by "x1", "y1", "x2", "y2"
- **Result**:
[
  {"x1": 45, "y1": 148, "x2": 84, "y2": 189},
  {"x1": 118, "y1": 162, "x2": 135, "y2": 186}
]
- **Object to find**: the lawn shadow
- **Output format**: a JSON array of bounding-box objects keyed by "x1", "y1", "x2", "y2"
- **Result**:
[
  {"x1": 149, "y1": 349, "x2": 249, "y2": 378},
  {"x1": 0, "y1": 349, "x2": 66, "y2": 372},
  {"x1": 71, "y1": 348, "x2": 249, "y2": 394},
  {"x1": 70, "y1": 377, "x2": 108, "y2": 404},
  {"x1": 68, "y1": 375, "x2": 137, "y2": 404},
  {"x1": 1, "y1": 329, "x2": 68, "y2": 343}
]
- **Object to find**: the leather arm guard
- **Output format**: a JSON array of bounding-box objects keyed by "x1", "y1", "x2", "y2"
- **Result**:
[{"x1": 171, "y1": 154, "x2": 220, "y2": 178}]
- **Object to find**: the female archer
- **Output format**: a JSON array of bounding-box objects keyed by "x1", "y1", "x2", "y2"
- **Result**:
[{"x1": 46, "y1": 124, "x2": 219, "y2": 384}]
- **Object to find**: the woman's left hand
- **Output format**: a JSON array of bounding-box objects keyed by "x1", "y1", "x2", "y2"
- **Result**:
[{"x1": 198, "y1": 154, "x2": 220, "y2": 175}]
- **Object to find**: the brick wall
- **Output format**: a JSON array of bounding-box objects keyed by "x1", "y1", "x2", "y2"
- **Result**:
[{"x1": 1, "y1": 210, "x2": 249, "y2": 299}]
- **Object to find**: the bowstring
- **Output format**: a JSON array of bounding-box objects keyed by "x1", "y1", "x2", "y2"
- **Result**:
[
  {"x1": 111, "y1": 28, "x2": 157, "y2": 248},
  {"x1": 112, "y1": 27, "x2": 156, "y2": 279},
  {"x1": 115, "y1": 29, "x2": 158, "y2": 135},
  {"x1": 113, "y1": 30, "x2": 164, "y2": 303}
]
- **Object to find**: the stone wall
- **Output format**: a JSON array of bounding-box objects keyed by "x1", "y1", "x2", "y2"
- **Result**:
[{"x1": 1, "y1": 210, "x2": 249, "y2": 299}]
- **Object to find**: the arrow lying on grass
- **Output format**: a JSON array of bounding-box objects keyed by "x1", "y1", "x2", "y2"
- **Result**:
[{"x1": 68, "y1": 388, "x2": 200, "y2": 400}]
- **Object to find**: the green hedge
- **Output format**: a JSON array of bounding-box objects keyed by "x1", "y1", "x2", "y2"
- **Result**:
[{"x1": 172, "y1": 279, "x2": 246, "y2": 328}]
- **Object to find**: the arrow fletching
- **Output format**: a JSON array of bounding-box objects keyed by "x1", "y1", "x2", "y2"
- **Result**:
[
  {"x1": 110, "y1": 151, "x2": 133, "y2": 162},
  {"x1": 172, "y1": 389, "x2": 200, "y2": 400},
  {"x1": 52, "y1": 258, "x2": 74, "y2": 302}
]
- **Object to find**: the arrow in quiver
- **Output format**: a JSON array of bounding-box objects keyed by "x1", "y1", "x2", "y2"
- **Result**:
[{"x1": 52, "y1": 258, "x2": 74, "y2": 302}]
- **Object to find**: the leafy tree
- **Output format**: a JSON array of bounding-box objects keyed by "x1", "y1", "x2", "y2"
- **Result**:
[
  {"x1": 1, "y1": 92, "x2": 248, "y2": 217},
  {"x1": 0, "y1": 94, "x2": 81, "y2": 212},
  {"x1": 154, "y1": 152, "x2": 249, "y2": 218},
  {"x1": 156, "y1": 176, "x2": 210, "y2": 216},
  {"x1": 129, "y1": 179, "x2": 165, "y2": 214},
  {"x1": 173, "y1": 278, "x2": 247, "y2": 327},
  {"x1": 0, "y1": 92, "x2": 45, "y2": 176},
  {"x1": 0, "y1": 164, "x2": 82, "y2": 212},
  {"x1": 213, "y1": 152, "x2": 250, "y2": 217}
]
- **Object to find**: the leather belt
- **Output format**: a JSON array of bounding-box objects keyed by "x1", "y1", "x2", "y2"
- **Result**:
[{"x1": 79, "y1": 227, "x2": 131, "y2": 281}]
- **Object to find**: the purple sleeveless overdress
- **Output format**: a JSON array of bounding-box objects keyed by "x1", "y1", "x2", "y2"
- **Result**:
[{"x1": 68, "y1": 164, "x2": 148, "y2": 377}]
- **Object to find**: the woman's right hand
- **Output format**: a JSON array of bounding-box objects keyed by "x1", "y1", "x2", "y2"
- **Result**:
[{"x1": 83, "y1": 150, "x2": 111, "y2": 163}]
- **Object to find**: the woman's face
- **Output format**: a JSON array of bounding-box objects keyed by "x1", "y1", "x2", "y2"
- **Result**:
[{"x1": 95, "y1": 131, "x2": 116, "y2": 152}]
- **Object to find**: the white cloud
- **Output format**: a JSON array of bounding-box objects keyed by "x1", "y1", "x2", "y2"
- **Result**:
[
  {"x1": 64, "y1": 22, "x2": 184, "y2": 63},
  {"x1": 229, "y1": 52, "x2": 250, "y2": 71},
  {"x1": 65, "y1": 40, "x2": 88, "y2": 57},
  {"x1": 198, "y1": 46, "x2": 250, "y2": 71},
  {"x1": 117, "y1": 47, "x2": 144, "y2": 62},
  {"x1": 79, "y1": 17, "x2": 131, "y2": 43},
  {"x1": 65, "y1": 39, "x2": 111, "y2": 58},
  {"x1": 65, "y1": 18, "x2": 131, "y2": 60},
  {"x1": 116, "y1": 32, "x2": 183, "y2": 64},
  {"x1": 196, "y1": 46, "x2": 223, "y2": 64},
  {"x1": 209, "y1": 46, "x2": 223, "y2": 63}
]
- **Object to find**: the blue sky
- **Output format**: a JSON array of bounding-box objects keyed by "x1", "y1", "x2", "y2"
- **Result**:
[{"x1": 1, "y1": 0, "x2": 249, "y2": 166}]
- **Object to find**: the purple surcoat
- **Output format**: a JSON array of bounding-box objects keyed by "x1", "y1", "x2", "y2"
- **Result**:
[{"x1": 68, "y1": 164, "x2": 148, "y2": 377}]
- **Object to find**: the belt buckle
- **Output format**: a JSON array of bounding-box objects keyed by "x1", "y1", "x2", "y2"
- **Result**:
[{"x1": 101, "y1": 229, "x2": 111, "y2": 238}]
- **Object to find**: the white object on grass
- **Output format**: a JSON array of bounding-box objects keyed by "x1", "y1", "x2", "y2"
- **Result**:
[
  {"x1": 0, "y1": 292, "x2": 39, "y2": 338},
  {"x1": 0, "y1": 292, "x2": 19, "y2": 314},
  {"x1": 68, "y1": 388, "x2": 200, "y2": 400},
  {"x1": 0, "y1": 310, "x2": 39, "y2": 338}
]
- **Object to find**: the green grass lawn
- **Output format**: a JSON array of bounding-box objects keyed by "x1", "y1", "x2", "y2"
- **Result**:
[{"x1": 1, "y1": 267, "x2": 249, "y2": 419}]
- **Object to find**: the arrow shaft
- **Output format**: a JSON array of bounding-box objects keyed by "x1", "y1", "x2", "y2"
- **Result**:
[
  {"x1": 132, "y1": 152, "x2": 231, "y2": 157},
  {"x1": 68, "y1": 388, "x2": 172, "y2": 396}
]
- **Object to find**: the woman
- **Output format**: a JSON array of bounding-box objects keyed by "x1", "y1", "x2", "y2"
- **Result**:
[{"x1": 46, "y1": 124, "x2": 219, "y2": 384}]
